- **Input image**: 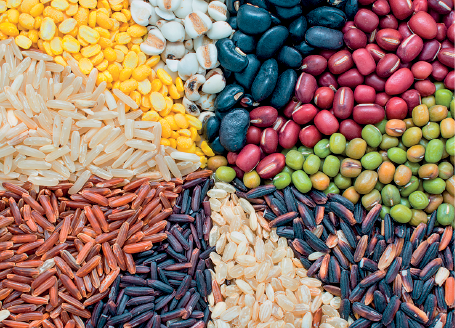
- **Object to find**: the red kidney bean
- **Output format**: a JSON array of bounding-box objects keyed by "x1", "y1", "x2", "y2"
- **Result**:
[
  {"x1": 354, "y1": 9, "x2": 380, "y2": 33},
  {"x1": 431, "y1": 60, "x2": 449, "y2": 80},
  {"x1": 272, "y1": 116, "x2": 286, "y2": 132},
  {"x1": 376, "y1": 92, "x2": 392, "y2": 106},
  {"x1": 279, "y1": 120, "x2": 300, "y2": 149},
  {"x1": 283, "y1": 98, "x2": 301, "y2": 118},
  {"x1": 354, "y1": 85, "x2": 377, "y2": 103},
  {"x1": 256, "y1": 153, "x2": 286, "y2": 179},
  {"x1": 352, "y1": 104, "x2": 386, "y2": 124},
  {"x1": 260, "y1": 128, "x2": 278, "y2": 154},
  {"x1": 232, "y1": 166, "x2": 244, "y2": 179},
  {"x1": 380, "y1": 15, "x2": 399, "y2": 29},
  {"x1": 338, "y1": 68, "x2": 364, "y2": 88},
  {"x1": 373, "y1": 0, "x2": 391, "y2": 15},
  {"x1": 291, "y1": 104, "x2": 318, "y2": 125},
  {"x1": 246, "y1": 126, "x2": 262, "y2": 145},
  {"x1": 359, "y1": 0, "x2": 377, "y2": 5},
  {"x1": 386, "y1": 97, "x2": 408, "y2": 119},
  {"x1": 301, "y1": 55, "x2": 327, "y2": 76},
  {"x1": 441, "y1": 39, "x2": 454, "y2": 48},
  {"x1": 385, "y1": 68, "x2": 415, "y2": 95},
  {"x1": 352, "y1": 48, "x2": 376, "y2": 75},
  {"x1": 399, "y1": 61, "x2": 413, "y2": 69},
  {"x1": 438, "y1": 47, "x2": 455, "y2": 67},
  {"x1": 375, "y1": 28, "x2": 403, "y2": 51},
  {"x1": 429, "y1": 10, "x2": 442, "y2": 22},
  {"x1": 342, "y1": 21, "x2": 357, "y2": 33},
  {"x1": 236, "y1": 144, "x2": 261, "y2": 172},
  {"x1": 344, "y1": 28, "x2": 368, "y2": 50},
  {"x1": 328, "y1": 50, "x2": 354, "y2": 75},
  {"x1": 413, "y1": 0, "x2": 428, "y2": 12},
  {"x1": 339, "y1": 119, "x2": 363, "y2": 140},
  {"x1": 314, "y1": 87, "x2": 334, "y2": 109},
  {"x1": 299, "y1": 125, "x2": 322, "y2": 148},
  {"x1": 390, "y1": 0, "x2": 414, "y2": 20},
  {"x1": 436, "y1": 23, "x2": 448, "y2": 41},
  {"x1": 418, "y1": 39, "x2": 441, "y2": 61},
  {"x1": 414, "y1": 80, "x2": 436, "y2": 96},
  {"x1": 397, "y1": 34, "x2": 424, "y2": 62},
  {"x1": 376, "y1": 53, "x2": 401, "y2": 78},
  {"x1": 332, "y1": 87, "x2": 354, "y2": 119},
  {"x1": 320, "y1": 50, "x2": 337, "y2": 59},
  {"x1": 444, "y1": 70, "x2": 455, "y2": 89},
  {"x1": 366, "y1": 44, "x2": 387, "y2": 61},
  {"x1": 447, "y1": 23, "x2": 455, "y2": 42},
  {"x1": 249, "y1": 106, "x2": 278, "y2": 128},
  {"x1": 443, "y1": 11, "x2": 455, "y2": 27},
  {"x1": 428, "y1": 0, "x2": 453, "y2": 14},
  {"x1": 318, "y1": 72, "x2": 338, "y2": 91},
  {"x1": 227, "y1": 152, "x2": 238, "y2": 165},
  {"x1": 401, "y1": 89, "x2": 421, "y2": 115},
  {"x1": 365, "y1": 73, "x2": 387, "y2": 91},
  {"x1": 398, "y1": 22, "x2": 413, "y2": 39},
  {"x1": 314, "y1": 110, "x2": 340, "y2": 135},
  {"x1": 411, "y1": 61, "x2": 433, "y2": 79},
  {"x1": 408, "y1": 11, "x2": 438, "y2": 39},
  {"x1": 295, "y1": 73, "x2": 318, "y2": 104}
]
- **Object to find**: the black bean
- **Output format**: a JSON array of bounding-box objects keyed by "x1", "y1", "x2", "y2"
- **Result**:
[
  {"x1": 270, "y1": 69, "x2": 298, "y2": 109},
  {"x1": 256, "y1": 26, "x2": 289, "y2": 61},
  {"x1": 307, "y1": 6, "x2": 347, "y2": 29},
  {"x1": 274, "y1": 4, "x2": 302, "y2": 20},
  {"x1": 236, "y1": 4, "x2": 271, "y2": 35}
]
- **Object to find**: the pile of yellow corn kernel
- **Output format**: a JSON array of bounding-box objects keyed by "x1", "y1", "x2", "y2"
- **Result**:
[{"x1": 0, "y1": 0, "x2": 214, "y2": 167}]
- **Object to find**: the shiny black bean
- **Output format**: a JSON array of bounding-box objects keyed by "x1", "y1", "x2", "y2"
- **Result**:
[
  {"x1": 216, "y1": 38, "x2": 248, "y2": 73},
  {"x1": 305, "y1": 26, "x2": 344, "y2": 50},
  {"x1": 239, "y1": 94, "x2": 257, "y2": 109},
  {"x1": 275, "y1": 4, "x2": 303, "y2": 20},
  {"x1": 277, "y1": 46, "x2": 302, "y2": 68},
  {"x1": 344, "y1": 0, "x2": 359, "y2": 20},
  {"x1": 234, "y1": 54, "x2": 261, "y2": 90},
  {"x1": 268, "y1": 0, "x2": 301, "y2": 7},
  {"x1": 247, "y1": 0, "x2": 270, "y2": 9},
  {"x1": 202, "y1": 116, "x2": 219, "y2": 143},
  {"x1": 219, "y1": 108, "x2": 250, "y2": 152},
  {"x1": 232, "y1": 30, "x2": 257, "y2": 54},
  {"x1": 226, "y1": 0, "x2": 244, "y2": 14},
  {"x1": 295, "y1": 41, "x2": 315, "y2": 55},
  {"x1": 237, "y1": 4, "x2": 271, "y2": 35},
  {"x1": 214, "y1": 83, "x2": 244, "y2": 112},
  {"x1": 270, "y1": 69, "x2": 298, "y2": 109},
  {"x1": 227, "y1": 16, "x2": 237, "y2": 30},
  {"x1": 256, "y1": 26, "x2": 289, "y2": 60},
  {"x1": 289, "y1": 16, "x2": 308, "y2": 44},
  {"x1": 307, "y1": 7, "x2": 347, "y2": 29},
  {"x1": 209, "y1": 136, "x2": 225, "y2": 155},
  {"x1": 251, "y1": 58, "x2": 279, "y2": 102}
]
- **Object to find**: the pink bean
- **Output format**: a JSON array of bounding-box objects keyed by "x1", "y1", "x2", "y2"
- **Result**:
[
  {"x1": 441, "y1": 39, "x2": 454, "y2": 48},
  {"x1": 376, "y1": 92, "x2": 392, "y2": 107},
  {"x1": 339, "y1": 119, "x2": 363, "y2": 140},
  {"x1": 344, "y1": 28, "x2": 368, "y2": 50},
  {"x1": 227, "y1": 152, "x2": 238, "y2": 165},
  {"x1": 295, "y1": 73, "x2": 318, "y2": 104},
  {"x1": 366, "y1": 44, "x2": 387, "y2": 61},
  {"x1": 408, "y1": 11, "x2": 438, "y2": 39},
  {"x1": 320, "y1": 50, "x2": 337, "y2": 59},
  {"x1": 436, "y1": 23, "x2": 448, "y2": 41},
  {"x1": 359, "y1": 0, "x2": 377, "y2": 5},
  {"x1": 447, "y1": 23, "x2": 454, "y2": 42},
  {"x1": 292, "y1": 104, "x2": 318, "y2": 125},
  {"x1": 411, "y1": 61, "x2": 433, "y2": 79},
  {"x1": 373, "y1": 0, "x2": 391, "y2": 15},
  {"x1": 352, "y1": 48, "x2": 376, "y2": 75},
  {"x1": 376, "y1": 53, "x2": 401, "y2": 78},
  {"x1": 444, "y1": 70, "x2": 455, "y2": 89},
  {"x1": 246, "y1": 126, "x2": 262, "y2": 145},
  {"x1": 396, "y1": 34, "x2": 424, "y2": 62},
  {"x1": 249, "y1": 106, "x2": 278, "y2": 128},
  {"x1": 260, "y1": 128, "x2": 278, "y2": 154},
  {"x1": 386, "y1": 97, "x2": 408, "y2": 119},
  {"x1": 283, "y1": 98, "x2": 301, "y2": 118},
  {"x1": 272, "y1": 116, "x2": 286, "y2": 132},
  {"x1": 389, "y1": 0, "x2": 413, "y2": 20},
  {"x1": 342, "y1": 21, "x2": 357, "y2": 33},
  {"x1": 354, "y1": 9, "x2": 380, "y2": 33},
  {"x1": 418, "y1": 39, "x2": 441, "y2": 61},
  {"x1": 428, "y1": 0, "x2": 453, "y2": 14},
  {"x1": 232, "y1": 166, "x2": 244, "y2": 179},
  {"x1": 376, "y1": 28, "x2": 403, "y2": 51},
  {"x1": 328, "y1": 50, "x2": 354, "y2": 75},
  {"x1": 412, "y1": 0, "x2": 428, "y2": 12},
  {"x1": 431, "y1": 60, "x2": 449, "y2": 81},
  {"x1": 236, "y1": 144, "x2": 261, "y2": 172},
  {"x1": 385, "y1": 68, "x2": 415, "y2": 95},
  {"x1": 299, "y1": 125, "x2": 322, "y2": 148},
  {"x1": 354, "y1": 85, "x2": 377, "y2": 103},
  {"x1": 398, "y1": 22, "x2": 413, "y2": 39},
  {"x1": 380, "y1": 15, "x2": 399, "y2": 29},
  {"x1": 301, "y1": 55, "x2": 327, "y2": 76},
  {"x1": 338, "y1": 68, "x2": 364, "y2": 88},
  {"x1": 352, "y1": 104, "x2": 386, "y2": 124},
  {"x1": 365, "y1": 73, "x2": 387, "y2": 92},
  {"x1": 318, "y1": 72, "x2": 338, "y2": 91},
  {"x1": 438, "y1": 47, "x2": 455, "y2": 67},
  {"x1": 314, "y1": 87, "x2": 334, "y2": 109},
  {"x1": 401, "y1": 89, "x2": 422, "y2": 115},
  {"x1": 256, "y1": 153, "x2": 286, "y2": 179},
  {"x1": 279, "y1": 120, "x2": 300, "y2": 149},
  {"x1": 333, "y1": 87, "x2": 355, "y2": 119},
  {"x1": 314, "y1": 110, "x2": 340, "y2": 135},
  {"x1": 414, "y1": 80, "x2": 436, "y2": 96}
]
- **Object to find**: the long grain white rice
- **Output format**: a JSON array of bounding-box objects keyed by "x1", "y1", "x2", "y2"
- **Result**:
[
  {"x1": 125, "y1": 139, "x2": 156, "y2": 151},
  {"x1": 112, "y1": 88, "x2": 139, "y2": 109},
  {"x1": 123, "y1": 149, "x2": 144, "y2": 169},
  {"x1": 68, "y1": 169, "x2": 91, "y2": 194}
]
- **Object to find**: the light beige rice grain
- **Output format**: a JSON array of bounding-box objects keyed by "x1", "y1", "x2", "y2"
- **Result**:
[
  {"x1": 89, "y1": 125, "x2": 112, "y2": 148},
  {"x1": 52, "y1": 115, "x2": 61, "y2": 147},
  {"x1": 62, "y1": 154, "x2": 76, "y2": 173},
  {"x1": 6, "y1": 122, "x2": 26, "y2": 139},
  {"x1": 109, "y1": 168, "x2": 133, "y2": 178},
  {"x1": 88, "y1": 164, "x2": 113, "y2": 180},
  {"x1": 22, "y1": 51, "x2": 53, "y2": 62},
  {"x1": 33, "y1": 60, "x2": 45, "y2": 89},
  {"x1": 28, "y1": 175, "x2": 59, "y2": 186},
  {"x1": 60, "y1": 117, "x2": 72, "y2": 146},
  {"x1": 15, "y1": 145, "x2": 45, "y2": 158},
  {"x1": 155, "y1": 154, "x2": 171, "y2": 181},
  {"x1": 164, "y1": 155, "x2": 182, "y2": 179},
  {"x1": 105, "y1": 134, "x2": 126, "y2": 154},
  {"x1": 10, "y1": 74, "x2": 24, "y2": 94},
  {"x1": 68, "y1": 169, "x2": 91, "y2": 194},
  {"x1": 24, "y1": 137, "x2": 51, "y2": 146},
  {"x1": 111, "y1": 147, "x2": 133, "y2": 168},
  {"x1": 45, "y1": 145, "x2": 70, "y2": 162},
  {"x1": 3, "y1": 153, "x2": 12, "y2": 173},
  {"x1": 132, "y1": 151, "x2": 156, "y2": 168},
  {"x1": 17, "y1": 91, "x2": 33, "y2": 118},
  {"x1": 93, "y1": 150, "x2": 120, "y2": 166},
  {"x1": 123, "y1": 149, "x2": 144, "y2": 169},
  {"x1": 100, "y1": 127, "x2": 121, "y2": 147}
]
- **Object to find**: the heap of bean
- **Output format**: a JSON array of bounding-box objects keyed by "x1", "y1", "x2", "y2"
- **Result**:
[{"x1": 202, "y1": 0, "x2": 358, "y2": 154}]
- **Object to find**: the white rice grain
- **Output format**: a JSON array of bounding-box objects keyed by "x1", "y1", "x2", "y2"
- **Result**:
[
  {"x1": 14, "y1": 110, "x2": 36, "y2": 129},
  {"x1": 123, "y1": 149, "x2": 144, "y2": 169},
  {"x1": 112, "y1": 88, "x2": 138, "y2": 109},
  {"x1": 125, "y1": 139, "x2": 156, "y2": 151},
  {"x1": 45, "y1": 145, "x2": 70, "y2": 162},
  {"x1": 52, "y1": 115, "x2": 61, "y2": 147},
  {"x1": 89, "y1": 125, "x2": 112, "y2": 148},
  {"x1": 111, "y1": 148, "x2": 133, "y2": 169},
  {"x1": 125, "y1": 119, "x2": 134, "y2": 140},
  {"x1": 28, "y1": 176, "x2": 59, "y2": 186},
  {"x1": 164, "y1": 155, "x2": 182, "y2": 179},
  {"x1": 155, "y1": 154, "x2": 171, "y2": 181},
  {"x1": 15, "y1": 145, "x2": 45, "y2": 158},
  {"x1": 17, "y1": 160, "x2": 51, "y2": 170},
  {"x1": 24, "y1": 137, "x2": 51, "y2": 146},
  {"x1": 60, "y1": 117, "x2": 72, "y2": 146},
  {"x1": 68, "y1": 169, "x2": 91, "y2": 194}
]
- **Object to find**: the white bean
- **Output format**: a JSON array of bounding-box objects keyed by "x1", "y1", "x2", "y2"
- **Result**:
[
  {"x1": 140, "y1": 28, "x2": 166, "y2": 55},
  {"x1": 184, "y1": 74, "x2": 206, "y2": 101},
  {"x1": 207, "y1": 21, "x2": 233, "y2": 40},
  {"x1": 208, "y1": 1, "x2": 228, "y2": 21},
  {"x1": 160, "y1": 21, "x2": 185, "y2": 42},
  {"x1": 196, "y1": 44, "x2": 218, "y2": 70},
  {"x1": 184, "y1": 11, "x2": 212, "y2": 38},
  {"x1": 130, "y1": 1, "x2": 153, "y2": 26}
]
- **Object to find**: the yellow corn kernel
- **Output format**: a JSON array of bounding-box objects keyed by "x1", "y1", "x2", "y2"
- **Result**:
[
  {"x1": 171, "y1": 131, "x2": 179, "y2": 139},
  {"x1": 165, "y1": 96, "x2": 173, "y2": 109},
  {"x1": 145, "y1": 55, "x2": 160, "y2": 67},
  {"x1": 167, "y1": 138, "x2": 175, "y2": 149},
  {"x1": 61, "y1": 34, "x2": 80, "y2": 53},
  {"x1": 130, "y1": 91, "x2": 141, "y2": 107},
  {"x1": 6, "y1": 0, "x2": 20, "y2": 8},
  {"x1": 103, "y1": 70, "x2": 113, "y2": 83},
  {"x1": 103, "y1": 47, "x2": 116, "y2": 62},
  {"x1": 29, "y1": 3, "x2": 43, "y2": 17},
  {"x1": 42, "y1": 41, "x2": 52, "y2": 56},
  {"x1": 114, "y1": 44, "x2": 128, "y2": 54},
  {"x1": 143, "y1": 110, "x2": 159, "y2": 122},
  {"x1": 95, "y1": 59, "x2": 108, "y2": 71},
  {"x1": 33, "y1": 15, "x2": 42, "y2": 29},
  {"x1": 111, "y1": 12, "x2": 126, "y2": 23},
  {"x1": 20, "y1": 0, "x2": 39, "y2": 13},
  {"x1": 81, "y1": 44, "x2": 100, "y2": 57},
  {"x1": 137, "y1": 52, "x2": 146, "y2": 65},
  {"x1": 28, "y1": 29, "x2": 38, "y2": 43},
  {"x1": 160, "y1": 138, "x2": 171, "y2": 146},
  {"x1": 66, "y1": 3, "x2": 78, "y2": 16},
  {"x1": 78, "y1": 57, "x2": 93, "y2": 74},
  {"x1": 174, "y1": 113, "x2": 189, "y2": 129},
  {"x1": 90, "y1": 51, "x2": 103, "y2": 65},
  {"x1": 97, "y1": 37, "x2": 112, "y2": 48},
  {"x1": 119, "y1": 79, "x2": 137, "y2": 94},
  {"x1": 186, "y1": 115, "x2": 202, "y2": 130},
  {"x1": 74, "y1": 7, "x2": 88, "y2": 26},
  {"x1": 58, "y1": 18, "x2": 76, "y2": 33},
  {"x1": 77, "y1": 34, "x2": 89, "y2": 47},
  {"x1": 177, "y1": 129, "x2": 192, "y2": 138},
  {"x1": 43, "y1": 7, "x2": 64, "y2": 24},
  {"x1": 126, "y1": 24, "x2": 147, "y2": 38},
  {"x1": 159, "y1": 119, "x2": 172, "y2": 138},
  {"x1": 39, "y1": 17, "x2": 56, "y2": 40},
  {"x1": 156, "y1": 68, "x2": 172, "y2": 86},
  {"x1": 164, "y1": 116, "x2": 178, "y2": 130},
  {"x1": 121, "y1": 8, "x2": 131, "y2": 21},
  {"x1": 189, "y1": 127, "x2": 198, "y2": 141},
  {"x1": 115, "y1": 49, "x2": 124, "y2": 62},
  {"x1": 7, "y1": 9, "x2": 19, "y2": 24},
  {"x1": 72, "y1": 53, "x2": 82, "y2": 61},
  {"x1": 49, "y1": 36, "x2": 63, "y2": 55},
  {"x1": 0, "y1": 22, "x2": 18, "y2": 36},
  {"x1": 168, "y1": 84, "x2": 181, "y2": 100},
  {"x1": 0, "y1": 1, "x2": 6, "y2": 13},
  {"x1": 150, "y1": 92, "x2": 166, "y2": 112},
  {"x1": 131, "y1": 65, "x2": 151, "y2": 82},
  {"x1": 96, "y1": 11, "x2": 113, "y2": 29},
  {"x1": 112, "y1": 80, "x2": 120, "y2": 90},
  {"x1": 200, "y1": 141, "x2": 215, "y2": 156},
  {"x1": 130, "y1": 37, "x2": 143, "y2": 45},
  {"x1": 123, "y1": 51, "x2": 138, "y2": 70},
  {"x1": 160, "y1": 104, "x2": 172, "y2": 118},
  {"x1": 175, "y1": 77, "x2": 184, "y2": 92},
  {"x1": 93, "y1": 26, "x2": 109, "y2": 38},
  {"x1": 159, "y1": 84, "x2": 168, "y2": 97},
  {"x1": 119, "y1": 22, "x2": 128, "y2": 32},
  {"x1": 176, "y1": 136, "x2": 193, "y2": 150},
  {"x1": 200, "y1": 156, "x2": 207, "y2": 168},
  {"x1": 140, "y1": 92, "x2": 151, "y2": 107},
  {"x1": 129, "y1": 44, "x2": 140, "y2": 53},
  {"x1": 115, "y1": 32, "x2": 130, "y2": 44},
  {"x1": 119, "y1": 67, "x2": 132, "y2": 81},
  {"x1": 88, "y1": 10, "x2": 96, "y2": 27},
  {"x1": 51, "y1": 0, "x2": 69, "y2": 10},
  {"x1": 18, "y1": 13, "x2": 34, "y2": 30},
  {"x1": 79, "y1": 0, "x2": 96, "y2": 9},
  {"x1": 107, "y1": 63, "x2": 119, "y2": 80},
  {"x1": 172, "y1": 103, "x2": 185, "y2": 114},
  {"x1": 78, "y1": 25, "x2": 99, "y2": 44},
  {"x1": 195, "y1": 148, "x2": 204, "y2": 156},
  {"x1": 137, "y1": 79, "x2": 151, "y2": 95},
  {"x1": 96, "y1": 72, "x2": 107, "y2": 85},
  {"x1": 15, "y1": 35, "x2": 32, "y2": 49},
  {"x1": 150, "y1": 79, "x2": 162, "y2": 92}
]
